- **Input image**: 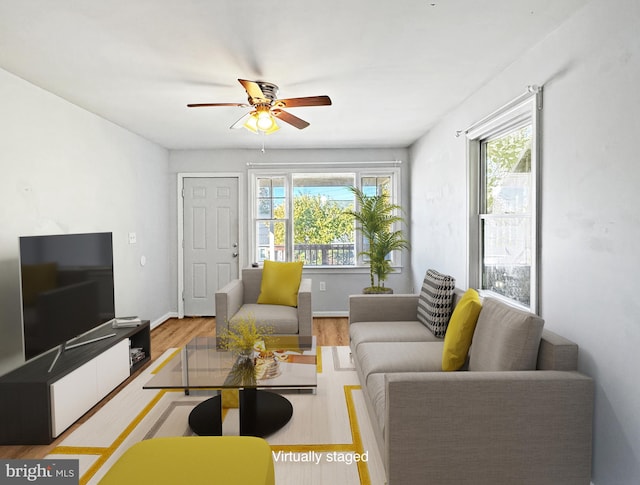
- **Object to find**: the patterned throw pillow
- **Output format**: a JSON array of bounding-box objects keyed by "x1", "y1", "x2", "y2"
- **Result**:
[{"x1": 417, "y1": 269, "x2": 456, "y2": 338}]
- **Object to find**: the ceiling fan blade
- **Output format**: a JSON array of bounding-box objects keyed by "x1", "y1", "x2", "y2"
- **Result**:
[
  {"x1": 274, "y1": 95, "x2": 332, "y2": 108},
  {"x1": 272, "y1": 109, "x2": 310, "y2": 130},
  {"x1": 238, "y1": 79, "x2": 267, "y2": 102},
  {"x1": 187, "y1": 102, "x2": 248, "y2": 108}
]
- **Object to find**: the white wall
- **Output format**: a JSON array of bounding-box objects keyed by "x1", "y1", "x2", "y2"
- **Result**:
[
  {"x1": 169, "y1": 147, "x2": 412, "y2": 314},
  {"x1": 409, "y1": 0, "x2": 640, "y2": 483},
  {"x1": 0, "y1": 68, "x2": 172, "y2": 376}
]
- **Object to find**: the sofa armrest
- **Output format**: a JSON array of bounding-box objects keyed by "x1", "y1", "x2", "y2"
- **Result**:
[
  {"x1": 349, "y1": 294, "x2": 420, "y2": 324},
  {"x1": 215, "y1": 279, "x2": 244, "y2": 332},
  {"x1": 384, "y1": 371, "x2": 593, "y2": 485},
  {"x1": 537, "y1": 329, "x2": 579, "y2": 370},
  {"x1": 296, "y1": 278, "x2": 312, "y2": 337}
]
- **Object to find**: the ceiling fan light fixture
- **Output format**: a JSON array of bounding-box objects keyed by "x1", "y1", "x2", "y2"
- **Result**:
[
  {"x1": 261, "y1": 117, "x2": 280, "y2": 134},
  {"x1": 257, "y1": 110, "x2": 275, "y2": 131},
  {"x1": 243, "y1": 112, "x2": 259, "y2": 133},
  {"x1": 243, "y1": 108, "x2": 279, "y2": 135}
]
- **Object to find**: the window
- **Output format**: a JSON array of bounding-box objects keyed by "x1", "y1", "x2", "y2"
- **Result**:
[
  {"x1": 250, "y1": 168, "x2": 400, "y2": 268},
  {"x1": 256, "y1": 176, "x2": 287, "y2": 262},
  {"x1": 467, "y1": 89, "x2": 541, "y2": 311}
]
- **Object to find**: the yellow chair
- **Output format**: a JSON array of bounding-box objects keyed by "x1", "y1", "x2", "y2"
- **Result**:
[{"x1": 98, "y1": 436, "x2": 275, "y2": 485}]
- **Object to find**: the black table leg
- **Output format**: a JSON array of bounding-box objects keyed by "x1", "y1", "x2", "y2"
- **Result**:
[
  {"x1": 240, "y1": 388, "x2": 258, "y2": 435},
  {"x1": 240, "y1": 389, "x2": 293, "y2": 437},
  {"x1": 188, "y1": 389, "x2": 293, "y2": 438},
  {"x1": 188, "y1": 395, "x2": 223, "y2": 435}
]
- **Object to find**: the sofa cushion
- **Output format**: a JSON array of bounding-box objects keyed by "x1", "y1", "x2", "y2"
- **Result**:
[
  {"x1": 442, "y1": 288, "x2": 482, "y2": 371},
  {"x1": 349, "y1": 321, "x2": 440, "y2": 353},
  {"x1": 229, "y1": 304, "x2": 299, "y2": 334},
  {"x1": 416, "y1": 269, "x2": 455, "y2": 338},
  {"x1": 468, "y1": 298, "x2": 544, "y2": 371},
  {"x1": 357, "y1": 341, "x2": 444, "y2": 384},
  {"x1": 257, "y1": 261, "x2": 303, "y2": 307}
]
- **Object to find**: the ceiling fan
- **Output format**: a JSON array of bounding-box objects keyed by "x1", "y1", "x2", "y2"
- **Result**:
[{"x1": 187, "y1": 79, "x2": 332, "y2": 134}]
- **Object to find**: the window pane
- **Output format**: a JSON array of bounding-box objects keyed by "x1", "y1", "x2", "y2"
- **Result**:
[
  {"x1": 257, "y1": 199, "x2": 271, "y2": 219},
  {"x1": 291, "y1": 173, "x2": 355, "y2": 266},
  {"x1": 273, "y1": 198, "x2": 286, "y2": 218},
  {"x1": 258, "y1": 178, "x2": 272, "y2": 197},
  {"x1": 257, "y1": 177, "x2": 286, "y2": 219},
  {"x1": 362, "y1": 176, "x2": 391, "y2": 197},
  {"x1": 257, "y1": 177, "x2": 285, "y2": 197},
  {"x1": 256, "y1": 220, "x2": 287, "y2": 262},
  {"x1": 481, "y1": 216, "x2": 531, "y2": 306},
  {"x1": 360, "y1": 175, "x2": 395, "y2": 262},
  {"x1": 483, "y1": 125, "x2": 532, "y2": 215}
]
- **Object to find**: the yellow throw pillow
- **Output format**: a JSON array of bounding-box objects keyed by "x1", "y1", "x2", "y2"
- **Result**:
[
  {"x1": 256, "y1": 261, "x2": 303, "y2": 307},
  {"x1": 442, "y1": 288, "x2": 482, "y2": 371}
]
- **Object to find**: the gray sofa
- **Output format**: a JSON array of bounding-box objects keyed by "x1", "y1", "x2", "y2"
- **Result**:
[
  {"x1": 215, "y1": 267, "x2": 312, "y2": 337},
  {"x1": 349, "y1": 290, "x2": 594, "y2": 485}
]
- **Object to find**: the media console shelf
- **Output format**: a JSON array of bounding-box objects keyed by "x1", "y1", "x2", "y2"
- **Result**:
[{"x1": 0, "y1": 320, "x2": 150, "y2": 445}]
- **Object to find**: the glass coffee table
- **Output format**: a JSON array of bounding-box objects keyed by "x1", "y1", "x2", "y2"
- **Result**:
[{"x1": 144, "y1": 336, "x2": 316, "y2": 437}]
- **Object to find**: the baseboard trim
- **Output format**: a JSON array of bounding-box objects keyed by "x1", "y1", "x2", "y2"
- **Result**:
[
  {"x1": 151, "y1": 311, "x2": 346, "y2": 328},
  {"x1": 313, "y1": 311, "x2": 349, "y2": 318},
  {"x1": 150, "y1": 312, "x2": 178, "y2": 330}
]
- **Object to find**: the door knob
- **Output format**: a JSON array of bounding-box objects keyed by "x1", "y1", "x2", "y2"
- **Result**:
[{"x1": 232, "y1": 252, "x2": 238, "y2": 258}]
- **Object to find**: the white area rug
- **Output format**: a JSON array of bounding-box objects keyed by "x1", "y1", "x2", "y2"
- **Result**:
[{"x1": 47, "y1": 346, "x2": 386, "y2": 485}]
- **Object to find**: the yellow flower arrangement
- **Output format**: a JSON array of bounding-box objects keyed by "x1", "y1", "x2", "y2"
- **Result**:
[{"x1": 217, "y1": 314, "x2": 275, "y2": 355}]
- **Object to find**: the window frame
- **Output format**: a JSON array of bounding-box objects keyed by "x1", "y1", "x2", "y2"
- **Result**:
[
  {"x1": 248, "y1": 166, "x2": 403, "y2": 270},
  {"x1": 467, "y1": 90, "x2": 542, "y2": 312}
]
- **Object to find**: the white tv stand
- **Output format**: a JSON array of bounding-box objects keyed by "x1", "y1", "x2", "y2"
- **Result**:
[{"x1": 0, "y1": 321, "x2": 150, "y2": 444}]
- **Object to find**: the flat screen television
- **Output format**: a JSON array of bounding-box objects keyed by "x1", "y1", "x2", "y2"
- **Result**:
[{"x1": 19, "y1": 232, "x2": 116, "y2": 363}]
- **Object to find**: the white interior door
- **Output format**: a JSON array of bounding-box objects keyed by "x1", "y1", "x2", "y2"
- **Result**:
[{"x1": 183, "y1": 177, "x2": 239, "y2": 316}]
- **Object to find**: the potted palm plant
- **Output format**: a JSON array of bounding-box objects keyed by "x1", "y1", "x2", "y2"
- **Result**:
[{"x1": 346, "y1": 186, "x2": 409, "y2": 293}]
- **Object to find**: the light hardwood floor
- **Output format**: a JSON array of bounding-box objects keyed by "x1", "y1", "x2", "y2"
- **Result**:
[{"x1": 0, "y1": 316, "x2": 349, "y2": 459}]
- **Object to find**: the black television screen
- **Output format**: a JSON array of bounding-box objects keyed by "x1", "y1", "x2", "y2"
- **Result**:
[{"x1": 19, "y1": 232, "x2": 115, "y2": 361}]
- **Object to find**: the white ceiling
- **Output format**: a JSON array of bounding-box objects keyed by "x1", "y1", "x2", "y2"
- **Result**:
[{"x1": 0, "y1": 0, "x2": 588, "y2": 150}]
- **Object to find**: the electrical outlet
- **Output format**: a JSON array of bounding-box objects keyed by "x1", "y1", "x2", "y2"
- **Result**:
[
  {"x1": 128, "y1": 232, "x2": 137, "y2": 244},
  {"x1": 319, "y1": 281, "x2": 326, "y2": 291}
]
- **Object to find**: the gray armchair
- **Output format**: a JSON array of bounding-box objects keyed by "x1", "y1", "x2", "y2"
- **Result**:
[{"x1": 215, "y1": 267, "x2": 312, "y2": 337}]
